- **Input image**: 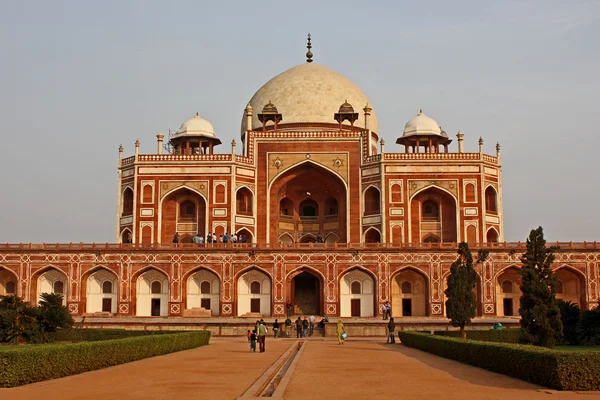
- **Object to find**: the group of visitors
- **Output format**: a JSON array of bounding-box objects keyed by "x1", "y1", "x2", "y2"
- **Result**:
[
  {"x1": 172, "y1": 231, "x2": 249, "y2": 246},
  {"x1": 294, "y1": 315, "x2": 316, "y2": 338},
  {"x1": 248, "y1": 319, "x2": 268, "y2": 352}
]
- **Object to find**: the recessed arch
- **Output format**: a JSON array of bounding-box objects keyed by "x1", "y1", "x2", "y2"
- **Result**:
[
  {"x1": 132, "y1": 266, "x2": 170, "y2": 317},
  {"x1": 83, "y1": 266, "x2": 119, "y2": 314},
  {"x1": 286, "y1": 265, "x2": 326, "y2": 316},
  {"x1": 364, "y1": 227, "x2": 381, "y2": 243},
  {"x1": 554, "y1": 265, "x2": 587, "y2": 309},
  {"x1": 159, "y1": 186, "x2": 208, "y2": 245},
  {"x1": 120, "y1": 227, "x2": 133, "y2": 244},
  {"x1": 279, "y1": 232, "x2": 294, "y2": 245},
  {"x1": 339, "y1": 266, "x2": 376, "y2": 317},
  {"x1": 298, "y1": 233, "x2": 317, "y2": 243},
  {"x1": 236, "y1": 186, "x2": 254, "y2": 215},
  {"x1": 390, "y1": 266, "x2": 429, "y2": 317},
  {"x1": 121, "y1": 187, "x2": 134, "y2": 217},
  {"x1": 185, "y1": 267, "x2": 220, "y2": 316},
  {"x1": 485, "y1": 185, "x2": 498, "y2": 213},
  {"x1": 236, "y1": 267, "x2": 272, "y2": 316},
  {"x1": 486, "y1": 227, "x2": 499, "y2": 243},
  {"x1": 495, "y1": 266, "x2": 521, "y2": 317},
  {"x1": 0, "y1": 266, "x2": 19, "y2": 296},
  {"x1": 363, "y1": 185, "x2": 381, "y2": 216},
  {"x1": 409, "y1": 185, "x2": 458, "y2": 243},
  {"x1": 32, "y1": 266, "x2": 68, "y2": 305}
]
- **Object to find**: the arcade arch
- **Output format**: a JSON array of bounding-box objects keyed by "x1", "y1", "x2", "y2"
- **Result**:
[
  {"x1": 496, "y1": 267, "x2": 521, "y2": 317},
  {"x1": 391, "y1": 268, "x2": 428, "y2": 317},
  {"x1": 340, "y1": 269, "x2": 375, "y2": 317},
  {"x1": 555, "y1": 267, "x2": 585, "y2": 308},
  {"x1": 122, "y1": 187, "x2": 133, "y2": 217},
  {"x1": 0, "y1": 267, "x2": 17, "y2": 295},
  {"x1": 187, "y1": 268, "x2": 220, "y2": 316},
  {"x1": 86, "y1": 268, "x2": 118, "y2": 314},
  {"x1": 287, "y1": 267, "x2": 324, "y2": 316},
  {"x1": 236, "y1": 187, "x2": 253, "y2": 215},
  {"x1": 485, "y1": 186, "x2": 498, "y2": 213},
  {"x1": 35, "y1": 268, "x2": 68, "y2": 305},
  {"x1": 237, "y1": 269, "x2": 271, "y2": 316},
  {"x1": 136, "y1": 269, "x2": 169, "y2": 316}
]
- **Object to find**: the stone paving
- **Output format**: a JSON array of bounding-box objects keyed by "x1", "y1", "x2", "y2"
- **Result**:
[{"x1": 2, "y1": 338, "x2": 599, "y2": 399}]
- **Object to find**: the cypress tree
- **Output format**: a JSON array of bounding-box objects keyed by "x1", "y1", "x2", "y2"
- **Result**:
[
  {"x1": 445, "y1": 242, "x2": 487, "y2": 339},
  {"x1": 519, "y1": 226, "x2": 562, "y2": 348}
]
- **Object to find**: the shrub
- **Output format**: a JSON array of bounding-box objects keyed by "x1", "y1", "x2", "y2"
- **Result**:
[
  {"x1": 399, "y1": 331, "x2": 600, "y2": 390},
  {"x1": 55, "y1": 328, "x2": 187, "y2": 342},
  {"x1": 577, "y1": 308, "x2": 600, "y2": 346},
  {"x1": 37, "y1": 293, "x2": 74, "y2": 341},
  {"x1": 0, "y1": 331, "x2": 210, "y2": 387},
  {"x1": 557, "y1": 300, "x2": 580, "y2": 345},
  {"x1": 434, "y1": 328, "x2": 522, "y2": 343},
  {"x1": 0, "y1": 295, "x2": 42, "y2": 344}
]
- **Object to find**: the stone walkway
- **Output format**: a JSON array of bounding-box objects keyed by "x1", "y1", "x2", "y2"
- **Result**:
[{"x1": 2, "y1": 338, "x2": 599, "y2": 399}]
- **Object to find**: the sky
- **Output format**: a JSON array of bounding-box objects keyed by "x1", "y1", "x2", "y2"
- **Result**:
[{"x1": 0, "y1": 0, "x2": 599, "y2": 243}]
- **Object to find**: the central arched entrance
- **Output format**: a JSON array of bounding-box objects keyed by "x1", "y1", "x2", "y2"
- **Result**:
[
  {"x1": 270, "y1": 162, "x2": 347, "y2": 244},
  {"x1": 289, "y1": 270, "x2": 322, "y2": 316}
]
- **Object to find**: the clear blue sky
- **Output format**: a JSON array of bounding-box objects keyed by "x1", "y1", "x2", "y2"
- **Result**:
[{"x1": 1, "y1": 0, "x2": 598, "y2": 242}]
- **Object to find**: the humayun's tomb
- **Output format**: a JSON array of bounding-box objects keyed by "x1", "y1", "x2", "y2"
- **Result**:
[{"x1": 0, "y1": 38, "x2": 598, "y2": 331}]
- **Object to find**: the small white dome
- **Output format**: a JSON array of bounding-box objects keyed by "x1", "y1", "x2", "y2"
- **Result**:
[
  {"x1": 402, "y1": 111, "x2": 442, "y2": 137},
  {"x1": 174, "y1": 113, "x2": 216, "y2": 138}
]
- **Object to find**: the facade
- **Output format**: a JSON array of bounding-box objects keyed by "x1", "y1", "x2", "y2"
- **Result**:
[{"x1": 0, "y1": 40, "x2": 598, "y2": 320}]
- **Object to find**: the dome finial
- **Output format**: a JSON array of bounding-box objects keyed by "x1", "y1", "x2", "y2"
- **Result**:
[
  {"x1": 306, "y1": 33, "x2": 313, "y2": 63},
  {"x1": 419, "y1": 109, "x2": 423, "y2": 114}
]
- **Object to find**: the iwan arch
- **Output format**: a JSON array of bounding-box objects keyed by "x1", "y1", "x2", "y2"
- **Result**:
[{"x1": 0, "y1": 37, "x2": 598, "y2": 320}]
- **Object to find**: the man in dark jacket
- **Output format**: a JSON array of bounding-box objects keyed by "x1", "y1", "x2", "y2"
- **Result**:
[
  {"x1": 386, "y1": 317, "x2": 396, "y2": 344},
  {"x1": 295, "y1": 316, "x2": 303, "y2": 338}
]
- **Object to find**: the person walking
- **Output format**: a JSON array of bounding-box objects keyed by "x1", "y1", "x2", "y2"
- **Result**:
[
  {"x1": 295, "y1": 316, "x2": 303, "y2": 338},
  {"x1": 386, "y1": 317, "x2": 396, "y2": 344},
  {"x1": 302, "y1": 317, "x2": 309, "y2": 337},
  {"x1": 257, "y1": 320, "x2": 267, "y2": 352},
  {"x1": 285, "y1": 316, "x2": 292, "y2": 337},
  {"x1": 273, "y1": 319, "x2": 280, "y2": 338},
  {"x1": 336, "y1": 320, "x2": 346, "y2": 345}
]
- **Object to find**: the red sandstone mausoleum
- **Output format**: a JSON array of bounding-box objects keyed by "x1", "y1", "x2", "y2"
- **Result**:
[{"x1": 0, "y1": 38, "x2": 597, "y2": 322}]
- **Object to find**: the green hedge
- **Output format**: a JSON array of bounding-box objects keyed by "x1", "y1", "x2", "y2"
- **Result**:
[
  {"x1": 0, "y1": 331, "x2": 210, "y2": 388},
  {"x1": 433, "y1": 329, "x2": 522, "y2": 343},
  {"x1": 398, "y1": 332, "x2": 600, "y2": 390},
  {"x1": 55, "y1": 328, "x2": 186, "y2": 342}
]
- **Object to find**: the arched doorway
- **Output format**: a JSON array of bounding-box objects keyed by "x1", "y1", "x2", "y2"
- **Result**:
[
  {"x1": 160, "y1": 188, "x2": 207, "y2": 244},
  {"x1": 187, "y1": 268, "x2": 220, "y2": 316},
  {"x1": 364, "y1": 228, "x2": 381, "y2": 243},
  {"x1": 135, "y1": 269, "x2": 169, "y2": 316},
  {"x1": 391, "y1": 268, "x2": 428, "y2": 317},
  {"x1": 85, "y1": 268, "x2": 118, "y2": 314},
  {"x1": 410, "y1": 187, "x2": 457, "y2": 243},
  {"x1": 237, "y1": 269, "x2": 271, "y2": 316},
  {"x1": 34, "y1": 268, "x2": 68, "y2": 305},
  {"x1": 290, "y1": 270, "x2": 322, "y2": 316},
  {"x1": 496, "y1": 267, "x2": 521, "y2": 317},
  {"x1": 487, "y1": 228, "x2": 499, "y2": 243},
  {"x1": 339, "y1": 269, "x2": 375, "y2": 317},
  {"x1": 270, "y1": 162, "x2": 347, "y2": 244}
]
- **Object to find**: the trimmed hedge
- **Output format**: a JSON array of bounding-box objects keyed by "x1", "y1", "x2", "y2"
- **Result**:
[
  {"x1": 0, "y1": 331, "x2": 210, "y2": 387},
  {"x1": 398, "y1": 332, "x2": 600, "y2": 391},
  {"x1": 55, "y1": 328, "x2": 186, "y2": 342},
  {"x1": 434, "y1": 328, "x2": 522, "y2": 343}
]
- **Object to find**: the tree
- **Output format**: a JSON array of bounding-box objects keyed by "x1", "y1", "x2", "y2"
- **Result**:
[
  {"x1": 445, "y1": 242, "x2": 488, "y2": 339},
  {"x1": 519, "y1": 226, "x2": 562, "y2": 348},
  {"x1": 37, "y1": 292, "x2": 74, "y2": 341},
  {"x1": 0, "y1": 295, "x2": 41, "y2": 344},
  {"x1": 576, "y1": 308, "x2": 600, "y2": 346}
]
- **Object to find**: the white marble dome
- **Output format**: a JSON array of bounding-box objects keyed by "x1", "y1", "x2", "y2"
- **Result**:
[
  {"x1": 242, "y1": 63, "x2": 378, "y2": 133},
  {"x1": 402, "y1": 111, "x2": 442, "y2": 137},
  {"x1": 174, "y1": 113, "x2": 216, "y2": 138}
]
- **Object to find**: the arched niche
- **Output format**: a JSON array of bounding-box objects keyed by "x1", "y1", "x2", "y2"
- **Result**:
[
  {"x1": 496, "y1": 267, "x2": 521, "y2": 317},
  {"x1": 187, "y1": 268, "x2": 220, "y2": 316},
  {"x1": 35, "y1": 268, "x2": 68, "y2": 305},
  {"x1": 136, "y1": 269, "x2": 169, "y2": 316},
  {"x1": 391, "y1": 268, "x2": 428, "y2": 317},
  {"x1": 410, "y1": 186, "x2": 457, "y2": 243},
  {"x1": 160, "y1": 188, "x2": 207, "y2": 244},
  {"x1": 339, "y1": 269, "x2": 375, "y2": 317},
  {"x1": 237, "y1": 269, "x2": 271, "y2": 316},
  {"x1": 85, "y1": 268, "x2": 118, "y2": 314}
]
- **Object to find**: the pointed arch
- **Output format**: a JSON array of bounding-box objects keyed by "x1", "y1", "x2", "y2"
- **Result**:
[
  {"x1": 495, "y1": 266, "x2": 521, "y2": 317},
  {"x1": 286, "y1": 265, "x2": 325, "y2": 316},
  {"x1": 236, "y1": 186, "x2": 254, "y2": 215},
  {"x1": 278, "y1": 232, "x2": 294, "y2": 245},
  {"x1": 408, "y1": 184, "x2": 459, "y2": 244},
  {"x1": 364, "y1": 227, "x2": 381, "y2": 243},
  {"x1": 554, "y1": 265, "x2": 587, "y2": 309},
  {"x1": 83, "y1": 266, "x2": 119, "y2": 314},
  {"x1": 0, "y1": 266, "x2": 19, "y2": 296},
  {"x1": 32, "y1": 266, "x2": 68, "y2": 305},
  {"x1": 120, "y1": 227, "x2": 133, "y2": 244},
  {"x1": 131, "y1": 266, "x2": 170, "y2": 316},
  {"x1": 485, "y1": 185, "x2": 498, "y2": 213},
  {"x1": 121, "y1": 187, "x2": 134, "y2": 217},
  {"x1": 363, "y1": 185, "x2": 381, "y2": 216},
  {"x1": 486, "y1": 227, "x2": 499, "y2": 243},
  {"x1": 184, "y1": 267, "x2": 220, "y2": 315},
  {"x1": 390, "y1": 266, "x2": 429, "y2": 317},
  {"x1": 236, "y1": 266, "x2": 272, "y2": 316},
  {"x1": 339, "y1": 266, "x2": 377, "y2": 317},
  {"x1": 158, "y1": 186, "x2": 208, "y2": 245}
]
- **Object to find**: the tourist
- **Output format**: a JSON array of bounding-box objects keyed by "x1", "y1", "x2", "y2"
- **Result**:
[
  {"x1": 273, "y1": 319, "x2": 280, "y2": 338},
  {"x1": 223, "y1": 232, "x2": 229, "y2": 244},
  {"x1": 219, "y1": 235, "x2": 224, "y2": 244},
  {"x1": 250, "y1": 330, "x2": 257, "y2": 352},
  {"x1": 172, "y1": 232, "x2": 180, "y2": 246},
  {"x1": 286, "y1": 301, "x2": 292, "y2": 317},
  {"x1": 239, "y1": 234, "x2": 246, "y2": 243},
  {"x1": 285, "y1": 316, "x2": 292, "y2": 336},
  {"x1": 212, "y1": 232, "x2": 217, "y2": 243},
  {"x1": 309, "y1": 315, "x2": 316, "y2": 336},
  {"x1": 295, "y1": 316, "x2": 303, "y2": 338},
  {"x1": 386, "y1": 317, "x2": 396, "y2": 344},
  {"x1": 247, "y1": 329, "x2": 251, "y2": 343},
  {"x1": 231, "y1": 233, "x2": 238, "y2": 244},
  {"x1": 193, "y1": 233, "x2": 202, "y2": 245},
  {"x1": 383, "y1": 301, "x2": 391, "y2": 320},
  {"x1": 257, "y1": 320, "x2": 267, "y2": 352},
  {"x1": 302, "y1": 317, "x2": 309, "y2": 337},
  {"x1": 336, "y1": 320, "x2": 346, "y2": 345}
]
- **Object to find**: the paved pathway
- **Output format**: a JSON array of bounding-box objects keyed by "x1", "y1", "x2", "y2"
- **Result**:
[{"x1": 2, "y1": 338, "x2": 599, "y2": 399}]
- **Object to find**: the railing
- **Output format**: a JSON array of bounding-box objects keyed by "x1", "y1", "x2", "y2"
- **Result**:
[
  {"x1": 137, "y1": 154, "x2": 233, "y2": 162},
  {"x1": 383, "y1": 153, "x2": 498, "y2": 163},
  {"x1": 0, "y1": 242, "x2": 598, "y2": 251},
  {"x1": 121, "y1": 156, "x2": 135, "y2": 166}
]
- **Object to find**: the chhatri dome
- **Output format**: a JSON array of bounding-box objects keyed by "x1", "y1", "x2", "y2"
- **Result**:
[
  {"x1": 174, "y1": 112, "x2": 219, "y2": 140},
  {"x1": 402, "y1": 110, "x2": 442, "y2": 137},
  {"x1": 241, "y1": 36, "x2": 378, "y2": 133}
]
